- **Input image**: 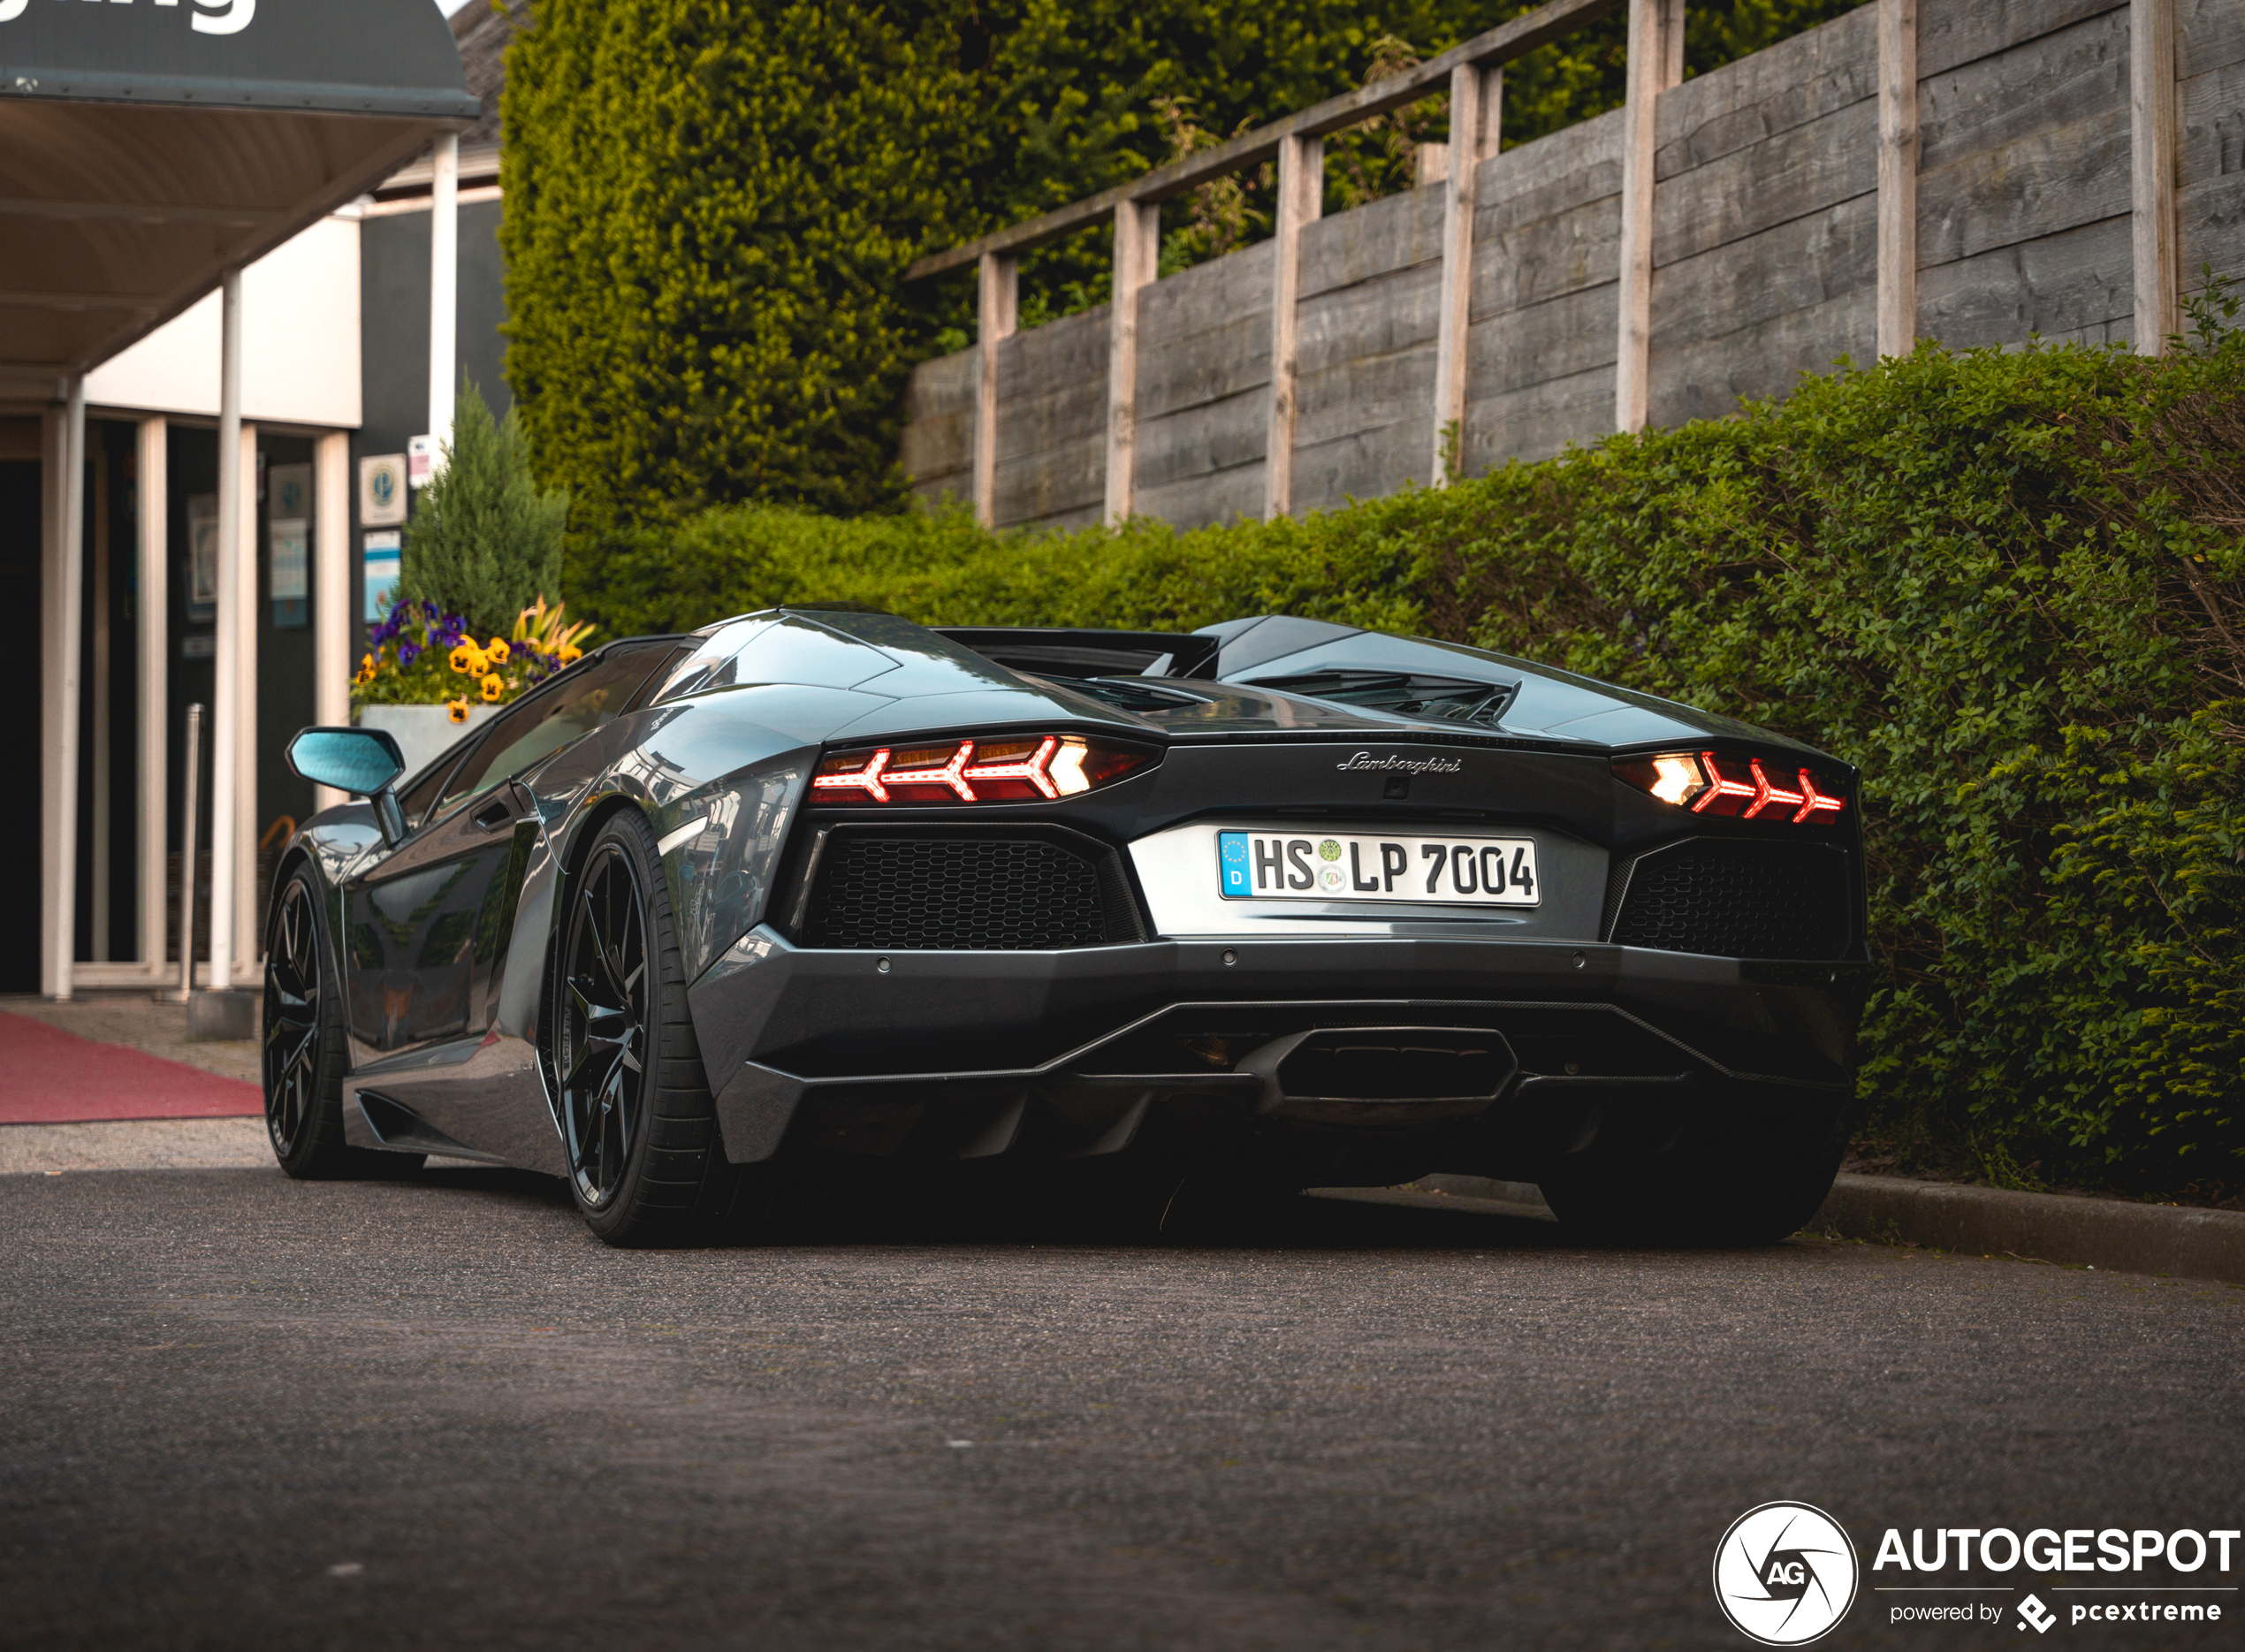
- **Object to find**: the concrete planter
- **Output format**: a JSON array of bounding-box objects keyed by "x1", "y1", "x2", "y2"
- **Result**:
[{"x1": 356, "y1": 702, "x2": 497, "y2": 780}]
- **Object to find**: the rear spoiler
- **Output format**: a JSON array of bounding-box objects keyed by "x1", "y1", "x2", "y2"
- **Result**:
[{"x1": 933, "y1": 627, "x2": 1221, "y2": 681}]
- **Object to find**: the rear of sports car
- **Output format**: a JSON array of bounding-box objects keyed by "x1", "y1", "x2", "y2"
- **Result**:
[{"x1": 682, "y1": 614, "x2": 1871, "y2": 1245}]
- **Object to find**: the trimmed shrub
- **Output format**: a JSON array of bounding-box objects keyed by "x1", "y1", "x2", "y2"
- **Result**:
[{"x1": 583, "y1": 329, "x2": 2245, "y2": 1197}]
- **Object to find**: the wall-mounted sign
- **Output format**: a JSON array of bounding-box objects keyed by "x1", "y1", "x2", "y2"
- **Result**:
[
  {"x1": 186, "y1": 493, "x2": 217, "y2": 625},
  {"x1": 270, "y1": 461, "x2": 308, "y2": 521},
  {"x1": 269, "y1": 462, "x2": 310, "y2": 630},
  {"x1": 363, "y1": 530, "x2": 402, "y2": 623},
  {"x1": 407, "y1": 433, "x2": 441, "y2": 491},
  {"x1": 359, "y1": 453, "x2": 407, "y2": 527}
]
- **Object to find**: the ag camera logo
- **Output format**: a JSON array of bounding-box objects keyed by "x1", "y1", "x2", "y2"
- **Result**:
[{"x1": 1714, "y1": 1502, "x2": 1860, "y2": 1645}]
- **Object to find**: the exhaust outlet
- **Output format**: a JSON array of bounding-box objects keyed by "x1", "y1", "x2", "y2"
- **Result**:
[{"x1": 1235, "y1": 1027, "x2": 1518, "y2": 1126}]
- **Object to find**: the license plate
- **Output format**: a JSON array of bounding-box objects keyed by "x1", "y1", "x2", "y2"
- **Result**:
[{"x1": 1215, "y1": 830, "x2": 1540, "y2": 906}]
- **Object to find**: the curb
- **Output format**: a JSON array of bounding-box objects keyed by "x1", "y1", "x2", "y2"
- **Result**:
[
  {"x1": 1406, "y1": 1173, "x2": 2245, "y2": 1284},
  {"x1": 1809, "y1": 1173, "x2": 2245, "y2": 1286}
]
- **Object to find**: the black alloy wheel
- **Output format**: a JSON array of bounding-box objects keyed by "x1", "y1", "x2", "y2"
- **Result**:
[
  {"x1": 263, "y1": 875, "x2": 324, "y2": 1160},
  {"x1": 261, "y1": 864, "x2": 421, "y2": 1180},
  {"x1": 558, "y1": 838, "x2": 651, "y2": 1208},
  {"x1": 550, "y1": 811, "x2": 756, "y2": 1245}
]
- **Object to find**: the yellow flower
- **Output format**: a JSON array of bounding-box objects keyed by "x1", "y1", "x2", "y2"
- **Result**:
[
  {"x1": 478, "y1": 673, "x2": 506, "y2": 703},
  {"x1": 557, "y1": 643, "x2": 583, "y2": 665},
  {"x1": 485, "y1": 638, "x2": 511, "y2": 666},
  {"x1": 355, "y1": 652, "x2": 377, "y2": 685},
  {"x1": 448, "y1": 642, "x2": 486, "y2": 676},
  {"x1": 445, "y1": 697, "x2": 471, "y2": 725}
]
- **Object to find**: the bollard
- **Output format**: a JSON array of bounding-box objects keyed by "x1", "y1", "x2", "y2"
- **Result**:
[{"x1": 170, "y1": 704, "x2": 202, "y2": 1005}]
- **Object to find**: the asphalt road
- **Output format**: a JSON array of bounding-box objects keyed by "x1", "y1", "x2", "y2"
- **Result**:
[{"x1": 4, "y1": 1166, "x2": 2240, "y2": 1651}]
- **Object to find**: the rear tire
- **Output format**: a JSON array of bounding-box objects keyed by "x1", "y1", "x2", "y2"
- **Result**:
[
  {"x1": 553, "y1": 810, "x2": 755, "y2": 1246},
  {"x1": 1538, "y1": 1138, "x2": 1843, "y2": 1248},
  {"x1": 263, "y1": 864, "x2": 425, "y2": 1180}
]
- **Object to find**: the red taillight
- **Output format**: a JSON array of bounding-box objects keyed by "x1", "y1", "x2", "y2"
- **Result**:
[
  {"x1": 812, "y1": 735, "x2": 1153, "y2": 804},
  {"x1": 1612, "y1": 751, "x2": 1847, "y2": 825}
]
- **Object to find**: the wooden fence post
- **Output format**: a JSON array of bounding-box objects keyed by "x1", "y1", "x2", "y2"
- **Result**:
[
  {"x1": 1614, "y1": 0, "x2": 1682, "y2": 433},
  {"x1": 1264, "y1": 133, "x2": 1323, "y2": 520},
  {"x1": 2131, "y1": 0, "x2": 2178, "y2": 354},
  {"x1": 1876, "y1": 0, "x2": 1918, "y2": 357},
  {"x1": 974, "y1": 251, "x2": 1017, "y2": 527},
  {"x1": 1105, "y1": 200, "x2": 1161, "y2": 525},
  {"x1": 1431, "y1": 65, "x2": 1501, "y2": 486}
]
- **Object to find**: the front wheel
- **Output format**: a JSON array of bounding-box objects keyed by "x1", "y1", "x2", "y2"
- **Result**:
[
  {"x1": 263, "y1": 865, "x2": 423, "y2": 1180},
  {"x1": 552, "y1": 811, "x2": 756, "y2": 1246}
]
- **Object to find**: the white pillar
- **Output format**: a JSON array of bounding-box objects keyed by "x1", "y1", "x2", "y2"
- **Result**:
[
  {"x1": 209, "y1": 268, "x2": 243, "y2": 994},
  {"x1": 38, "y1": 408, "x2": 65, "y2": 1000},
  {"x1": 313, "y1": 431, "x2": 351, "y2": 813},
  {"x1": 1432, "y1": 65, "x2": 1500, "y2": 485},
  {"x1": 136, "y1": 416, "x2": 169, "y2": 971},
  {"x1": 1104, "y1": 201, "x2": 1161, "y2": 525},
  {"x1": 429, "y1": 132, "x2": 460, "y2": 453},
  {"x1": 2131, "y1": 0, "x2": 2178, "y2": 354},
  {"x1": 1263, "y1": 133, "x2": 1322, "y2": 521},
  {"x1": 47, "y1": 378, "x2": 88, "y2": 1001},
  {"x1": 233, "y1": 418, "x2": 259, "y2": 978},
  {"x1": 91, "y1": 440, "x2": 110, "y2": 965},
  {"x1": 973, "y1": 251, "x2": 1016, "y2": 529}
]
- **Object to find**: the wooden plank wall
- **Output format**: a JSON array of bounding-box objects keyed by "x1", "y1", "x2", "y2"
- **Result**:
[
  {"x1": 1461, "y1": 110, "x2": 1625, "y2": 469},
  {"x1": 1917, "y1": 0, "x2": 2133, "y2": 348},
  {"x1": 2179, "y1": 0, "x2": 2245, "y2": 292},
  {"x1": 903, "y1": 0, "x2": 2243, "y2": 529},
  {"x1": 1133, "y1": 241, "x2": 1275, "y2": 529},
  {"x1": 1646, "y1": 6, "x2": 1879, "y2": 424}
]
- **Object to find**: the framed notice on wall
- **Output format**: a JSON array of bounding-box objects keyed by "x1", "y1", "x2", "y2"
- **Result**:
[
  {"x1": 269, "y1": 463, "x2": 310, "y2": 629},
  {"x1": 363, "y1": 530, "x2": 402, "y2": 622},
  {"x1": 186, "y1": 494, "x2": 217, "y2": 624},
  {"x1": 359, "y1": 454, "x2": 407, "y2": 527}
]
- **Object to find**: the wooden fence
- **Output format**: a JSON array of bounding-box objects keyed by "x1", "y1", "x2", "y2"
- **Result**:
[{"x1": 897, "y1": 0, "x2": 2245, "y2": 533}]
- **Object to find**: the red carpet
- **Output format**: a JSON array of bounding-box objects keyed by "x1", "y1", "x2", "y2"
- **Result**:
[{"x1": 0, "y1": 1011, "x2": 263, "y2": 1124}]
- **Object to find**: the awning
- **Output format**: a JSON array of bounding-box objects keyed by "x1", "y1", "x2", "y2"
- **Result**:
[{"x1": 0, "y1": 0, "x2": 479, "y2": 396}]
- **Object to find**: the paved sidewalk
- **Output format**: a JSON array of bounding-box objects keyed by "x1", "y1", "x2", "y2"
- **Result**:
[
  {"x1": 0, "y1": 1117, "x2": 272, "y2": 1174},
  {"x1": 0, "y1": 992, "x2": 260, "y2": 1083}
]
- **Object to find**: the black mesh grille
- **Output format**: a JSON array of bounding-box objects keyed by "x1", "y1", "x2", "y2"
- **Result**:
[
  {"x1": 1610, "y1": 840, "x2": 1849, "y2": 960},
  {"x1": 806, "y1": 834, "x2": 1113, "y2": 950}
]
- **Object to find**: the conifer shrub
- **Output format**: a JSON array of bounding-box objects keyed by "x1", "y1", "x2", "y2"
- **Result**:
[{"x1": 398, "y1": 377, "x2": 569, "y2": 642}]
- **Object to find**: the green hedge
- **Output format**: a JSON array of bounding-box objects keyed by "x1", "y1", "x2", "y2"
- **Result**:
[{"x1": 582, "y1": 331, "x2": 2245, "y2": 1198}]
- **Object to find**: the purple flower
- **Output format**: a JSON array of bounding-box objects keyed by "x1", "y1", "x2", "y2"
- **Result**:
[
  {"x1": 370, "y1": 620, "x2": 398, "y2": 646},
  {"x1": 398, "y1": 641, "x2": 421, "y2": 666},
  {"x1": 422, "y1": 599, "x2": 438, "y2": 620}
]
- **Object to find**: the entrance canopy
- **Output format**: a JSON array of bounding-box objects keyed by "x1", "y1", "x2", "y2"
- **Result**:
[{"x1": 0, "y1": 0, "x2": 477, "y2": 398}]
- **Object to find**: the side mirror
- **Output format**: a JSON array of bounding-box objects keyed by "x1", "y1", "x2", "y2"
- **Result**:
[{"x1": 286, "y1": 727, "x2": 407, "y2": 845}]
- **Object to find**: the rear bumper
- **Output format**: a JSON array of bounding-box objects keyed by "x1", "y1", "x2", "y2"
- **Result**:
[{"x1": 689, "y1": 927, "x2": 1874, "y2": 1175}]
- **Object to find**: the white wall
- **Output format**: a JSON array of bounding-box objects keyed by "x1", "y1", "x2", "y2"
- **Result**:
[{"x1": 86, "y1": 213, "x2": 362, "y2": 429}]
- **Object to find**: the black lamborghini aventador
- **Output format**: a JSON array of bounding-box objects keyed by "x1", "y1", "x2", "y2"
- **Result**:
[{"x1": 273, "y1": 610, "x2": 1871, "y2": 1246}]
